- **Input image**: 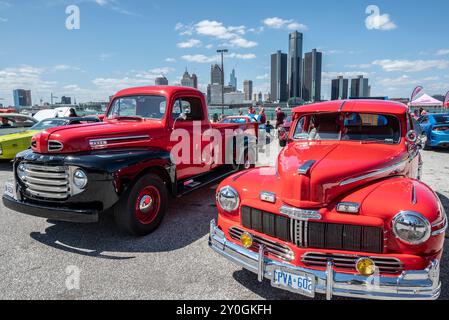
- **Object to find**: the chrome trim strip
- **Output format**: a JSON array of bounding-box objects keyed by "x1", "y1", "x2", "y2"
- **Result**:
[
  {"x1": 326, "y1": 262, "x2": 334, "y2": 300},
  {"x1": 89, "y1": 135, "x2": 150, "y2": 143},
  {"x1": 298, "y1": 160, "x2": 316, "y2": 175},
  {"x1": 432, "y1": 215, "x2": 447, "y2": 236},
  {"x1": 412, "y1": 185, "x2": 417, "y2": 205},
  {"x1": 48, "y1": 140, "x2": 64, "y2": 152},
  {"x1": 339, "y1": 158, "x2": 409, "y2": 186},
  {"x1": 280, "y1": 205, "x2": 322, "y2": 221},
  {"x1": 258, "y1": 245, "x2": 265, "y2": 282}
]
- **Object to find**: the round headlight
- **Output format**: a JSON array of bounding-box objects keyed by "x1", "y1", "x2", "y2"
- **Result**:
[
  {"x1": 17, "y1": 163, "x2": 26, "y2": 181},
  {"x1": 392, "y1": 211, "x2": 431, "y2": 245},
  {"x1": 73, "y1": 169, "x2": 88, "y2": 189},
  {"x1": 217, "y1": 186, "x2": 240, "y2": 212}
]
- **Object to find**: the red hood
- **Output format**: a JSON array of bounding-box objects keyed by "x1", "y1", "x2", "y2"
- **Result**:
[
  {"x1": 31, "y1": 120, "x2": 163, "y2": 154},
  {"x1": 278, "y1": 141, "x2": 407, "y2": 208}
]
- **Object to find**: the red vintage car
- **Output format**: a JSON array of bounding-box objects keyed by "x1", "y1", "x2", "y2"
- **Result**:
[
  {"x1": 3, "y1": 86, "x2": 258, "y2": 236},
  {"x1": 209, "y1": 99, "x2": 447, "y2": 300}
]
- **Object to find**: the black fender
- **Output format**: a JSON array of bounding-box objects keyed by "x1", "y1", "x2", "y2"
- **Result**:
[{"x1": 15, "y1": 148, "x2": 176, "y2": 211}]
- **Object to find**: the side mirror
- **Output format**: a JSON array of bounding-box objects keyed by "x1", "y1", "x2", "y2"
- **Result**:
[
  {"x1": 172, "y1": 113, "x2": 187, "y2": 130},
  {"x1": 405, "y1": 130, "x2": 418, "y2": 144}
]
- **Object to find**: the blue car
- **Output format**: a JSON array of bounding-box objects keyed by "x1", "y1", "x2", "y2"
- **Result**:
[{"x1": 418, "y1": 113, "x2": 449, "y2": 149}]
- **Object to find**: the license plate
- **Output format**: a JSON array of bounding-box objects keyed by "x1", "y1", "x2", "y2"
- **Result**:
[
  {"x1": 4, "y1": 182, "x2": 16, "y2": 200},
  {"x1": 272, "y1": 269, "x2": 315, "y2": 298}
]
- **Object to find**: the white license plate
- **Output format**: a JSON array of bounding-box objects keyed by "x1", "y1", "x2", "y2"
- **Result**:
[
  {"x1": 4, "y1": 182, "x2": 16, "y2": 199},
  {"x1": 272, "y1": 269, "x2": 315, "y2": 298}
]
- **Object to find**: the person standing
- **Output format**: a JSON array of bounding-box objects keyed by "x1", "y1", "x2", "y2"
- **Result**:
[
  {"x1": 259, "y1": 107, "x2": 267, "y2": 125},
  {"x1": 276, "y1": 107, "x2": 286, "y2": 129}
]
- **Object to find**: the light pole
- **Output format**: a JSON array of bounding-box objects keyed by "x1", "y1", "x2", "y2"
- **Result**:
[{"x1": 217, "y1": 49, "x2": 228, "y2": 115}]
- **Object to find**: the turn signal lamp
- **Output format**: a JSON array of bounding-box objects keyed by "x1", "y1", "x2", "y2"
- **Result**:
[
  {"x1": 356, "y1": 258, "x2": 376, "y2": 276},
  {"x1": 240, "y1": 232, "x2": 254, "y2": 249},
  {"x1": 337, "y1": 202, "x2": 360, "y2": 214}
]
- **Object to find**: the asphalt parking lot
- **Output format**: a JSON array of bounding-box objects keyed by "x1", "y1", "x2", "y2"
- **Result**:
[{"x1": 0, "y1": 141, "x2": 448, "y2": 300}]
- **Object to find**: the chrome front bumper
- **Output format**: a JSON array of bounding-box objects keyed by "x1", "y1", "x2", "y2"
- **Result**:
[{"x1": 209, "y1": 220, "x2": 441, "y2": 300}]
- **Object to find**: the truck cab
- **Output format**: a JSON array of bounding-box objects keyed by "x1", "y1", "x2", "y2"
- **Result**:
[{"x1": 3, "y1": 86, "x2": 258, "y2": 236}]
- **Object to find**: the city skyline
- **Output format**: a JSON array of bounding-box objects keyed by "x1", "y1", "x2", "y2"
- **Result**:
[{"x1": 1, "y1": 0, "x2": 449, "y2": 105}]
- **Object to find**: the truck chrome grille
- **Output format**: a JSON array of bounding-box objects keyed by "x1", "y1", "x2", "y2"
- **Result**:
[
  {"x1": 241, "y1": 206, "x2": 384, "y2": 254},
  {"x1": 21, "y1": 163, "x2": 70, "y2": 200},
  {"x1": 229, "y1": 227, "x2": 294, "y2": 261},
  {"x1": 302, "y1": 252, "x2": 404, "y2": 274}
]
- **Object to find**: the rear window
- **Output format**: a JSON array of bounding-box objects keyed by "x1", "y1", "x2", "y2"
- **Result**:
[{"x1": 433, "y1": 115, "x2": 449, "y2": 124}]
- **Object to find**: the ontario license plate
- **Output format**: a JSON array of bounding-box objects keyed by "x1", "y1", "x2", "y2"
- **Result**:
[
  {"x1": 272, "y1": 269, "x2": 315, "y2": 298},
  {"x1": 4, "y1": 182, "x2": 16, "y2": 199}
]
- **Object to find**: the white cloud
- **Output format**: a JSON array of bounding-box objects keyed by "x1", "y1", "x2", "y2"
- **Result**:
[
  {"x1": 373, "y1": 59, "x2": 449, "y2": 72},
  {"x1": 177, "y1": 39, "x2": 202, "y2": 48},
  {"x1": 0, "y1": 17, "x2": 7, "y2": 22},
  {"x1": 181, "y1": 52, "x2": 256, "y2": 63},
  {"x1": 256, "y1": 73, "x2": 269, "y2": 80},
  {"x1": 165, "y1": 58, "x2": 176, "y2": 63},
  {"x1": 365, "y1": 5, "x2": 397, "y2": 31},
  {"x1": 263, "y1": 17, "x2": 307, "y2": 31},
  {"x1": 177, "y1": 20, "x2": 258, "y2": 49},
  {"x1": 345, "y1": 63, "x2": 371, "y2": 69},
  {"x1": 436, "y1": 49, "x2": 449, "y2": 56}
]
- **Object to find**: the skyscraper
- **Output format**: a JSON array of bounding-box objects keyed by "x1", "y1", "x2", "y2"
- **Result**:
[
  {"x1": 181, "y1": 69, "x2": 195, "y2": 88},
  {"x1": 351, "y1": 75, "x2": 370, "y2": 98},
  {"x1": 302, "y1": 49, "x2": 322, "y2": 102},
  {"x1": 191, "y1": 74, "x2": 198, "y2": 89},
  {"x1": 155, "y1": 76, "x2": 169, "y2": 86},
  {"x1": 288, "y1": 31, "x2": 303, "y2": 99},
  {"x1": 271, "y1": 51, "x2": 288, "y2": 102},
  {"x1": 243, "y1": 80, "x2": 253, "y2": 101},
  {"x1": 211, "y1": 64, "x2": 223, "y2": 85},
  {"x1": 13, "y1": 89, "x2": 32, "y2": 108},
  {"x1": 331, "y1": 76, "x2": 349, "y2": 100},
  {"x1": 61, "y1": 96, "x2": 72, "y2": 105},
  {"x1": 229, "y1": 68, "x2": 237, "y2": 90}
]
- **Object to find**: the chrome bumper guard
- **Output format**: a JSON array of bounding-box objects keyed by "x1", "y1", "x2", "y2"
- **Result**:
[{"x1": 209, "y1": 220, "x2": 441, "y2": 300}]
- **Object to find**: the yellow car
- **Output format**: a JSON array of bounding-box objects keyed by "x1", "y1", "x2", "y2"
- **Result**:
[{"x1": 0, "y1": 117, "x2": 100, "y2": 160}]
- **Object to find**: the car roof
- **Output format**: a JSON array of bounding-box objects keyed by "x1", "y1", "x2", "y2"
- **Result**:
[
  {"x1": 0, "y1": 113, "x2": 35, "y2": 118},
  {"x1": 292, "y1": 99, "x2": 408, "y2": 116},
  {"x1": 39, "y1": 117, "x2": 100, "y2": 122},
  {"x1": 114, "y1": 86, "x2": 203, "y2": 98}
]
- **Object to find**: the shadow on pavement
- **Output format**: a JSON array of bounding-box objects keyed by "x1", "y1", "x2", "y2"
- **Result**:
[{"x1": 29, "y1": 187, "x2": 217, "y2": 260}]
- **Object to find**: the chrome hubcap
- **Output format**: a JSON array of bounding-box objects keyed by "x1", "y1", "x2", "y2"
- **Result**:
[{"x1": 139, "y1": 195, "x2": 153, "y2": 213}]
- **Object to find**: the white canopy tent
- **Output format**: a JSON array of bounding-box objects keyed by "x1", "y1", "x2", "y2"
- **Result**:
[{"x1": 409, "y1": 94, "x2": 443, "y2": 107}]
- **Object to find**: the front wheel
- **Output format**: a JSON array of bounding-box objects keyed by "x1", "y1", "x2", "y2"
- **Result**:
[{"x1": 114, "y1": 174, "x2": 168, "y2": 236}]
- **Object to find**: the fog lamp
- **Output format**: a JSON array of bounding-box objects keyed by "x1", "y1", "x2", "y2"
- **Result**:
[
  {"x1": 356, "y1": 258, "x2": 376, "y2": 276},
  {"x1": 240, "y1": 232, "x2": 253, "y2": 249}
]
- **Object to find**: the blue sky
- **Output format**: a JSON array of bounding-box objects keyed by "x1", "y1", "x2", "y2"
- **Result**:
[{"x1": 0, "y1": 0, "x2": 448, "y2": 105}]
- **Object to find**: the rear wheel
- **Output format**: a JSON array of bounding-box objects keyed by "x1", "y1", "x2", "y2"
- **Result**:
[{"x1": 114, "y1": 174, "x2": 168, "y2": 236}]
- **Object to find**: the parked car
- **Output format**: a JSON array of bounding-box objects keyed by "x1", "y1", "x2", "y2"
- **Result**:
[
  {"x1": 209, "y1": 100, "x2": 446, "y2": 300},
  {"x1": 0, "y1": 114, "x2": 37, "y2": 136},
  {"x1": 3, "y1": 87, "x2": 258, "y2": 236},
  {"x1": 219, "y1": 116, "x2": 255, "y2": 124},
  {"x1": 0, "y1": 117, "x2": 100, "y2": 160},
  {"x1": 418, "y1": 113, "x2": 449, "y2": 149},
  {"x1": 33, "y1": 107, "x2": 77, "y2": 122}
]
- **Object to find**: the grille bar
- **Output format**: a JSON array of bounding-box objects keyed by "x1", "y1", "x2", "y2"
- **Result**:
[
  {"x1": 21, "y1": 163, "x2": 70, "y2": 200},
  {"x1": 229, "y1": 227, "x2": 294, "y2": 261},
  {"x1": 241, "y1": 206, "x2": 384, "y2": 254},
  {"x1": 302, "y1": 252, "x2": 404, "y2": 274}
]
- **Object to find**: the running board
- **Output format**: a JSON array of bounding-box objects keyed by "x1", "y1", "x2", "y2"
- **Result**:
[{"x1": 176, "y1": 166, "x2": 239, "y2": 197}]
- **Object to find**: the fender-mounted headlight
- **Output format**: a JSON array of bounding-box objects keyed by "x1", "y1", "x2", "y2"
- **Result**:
[
  {"x1": 217, "y1": 186, "x2": 240, "y2": 212},
  {"x1": 73, "y1": 169, "x2": 88, "y2": 189},
  {"x1": 392, "y1": 211, "x2": 431, "y2": 245}
]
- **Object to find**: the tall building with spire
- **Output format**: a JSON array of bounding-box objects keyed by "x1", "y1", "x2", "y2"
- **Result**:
[
  {"x1": 229, "y1": 68, "x2": 237, "y2": 90},
  {"x1": 288, "y1": 31, "x2": 303, "y2": 99},
  {"x1": 181, "y1": 69, "x2": 198, "y2": 89}
]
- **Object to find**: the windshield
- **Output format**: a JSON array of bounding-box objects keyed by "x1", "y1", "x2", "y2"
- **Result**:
[
  {"x1": 107, "y1": 95, "x2": 167, "y2": 120},
  {"x1": 31, "y1": 119, "x2": 68, "y2": 131},
  {"x1": 293, "y1": 112, "x2": 401, "y2": 144},
  {"x1": 0, "y1": 116, "x2": 35, "y2": 128}
]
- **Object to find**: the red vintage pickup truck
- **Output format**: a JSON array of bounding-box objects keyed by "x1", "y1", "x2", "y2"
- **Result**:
[
  {"x1": 210, "y1": 99, "x2": 447, "y2": 300},
  {"x1": 3, "y1": 86, "x2": 257, "y2": 235}
]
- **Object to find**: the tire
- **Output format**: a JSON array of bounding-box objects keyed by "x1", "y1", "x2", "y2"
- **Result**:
[{"x1": 114, "y1": 174, "x2": 168, "y2": 236}]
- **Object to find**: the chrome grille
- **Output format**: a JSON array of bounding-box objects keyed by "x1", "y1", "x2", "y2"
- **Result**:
[
  {"x1": 21, "y1": 163, "x2": 70, "y2": 199},
  {"x1": 302, "y1": 252, "x2": 404, "y2": 274},
  {"x1": 229, "y1": 227, "x2": 294, "y2": 261}
]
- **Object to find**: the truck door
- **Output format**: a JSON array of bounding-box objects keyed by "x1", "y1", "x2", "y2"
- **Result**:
[{"x1": 169, "y1": 96, "x2": 212, "y2": 180}]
